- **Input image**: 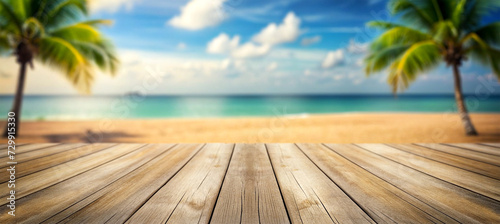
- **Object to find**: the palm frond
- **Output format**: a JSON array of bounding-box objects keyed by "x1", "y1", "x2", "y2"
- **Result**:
[
  {"x1": 44, "y1": 0, "x2": 87, "y2": 29},
  {"x1": 466, "y1": 34, "x2": 500, "y2": 78},
  {"x1": 370, "y1": 26, "x2": 433, "y2": 51},
  {"x1": 5, "y1": 0, "x2": 28, "y2": 21},
  {"x1": 71, "y1": 40, "x2": 119, "y2": 75},
  {"x1": 472, "y1": 22, "x2": 500, "y2": 47},
  {"x1": 50, "y1": 22, "x2": 102, "y2": 43},
  {"x1": 0, "y1": 31, "x2": 11, "y2": 54},
  {"x1": 389, "y1": 0, "x2": 435, "y2": 29},
  {"x1": 365, "y1": 44, "x2": 410, "y2": 74},
  {"x1": 0, "y1": 0, "x2": 22, "y2": 32},
  {"x1": 459, "y1": 0, "x2": 500, "y2": 32},
  {"x1": 387, "y1": 41, "x2": 442, "y2": 92},
  {"x1": 451, "y1": 0, "x2": 467, "y2": 28},
  {"x1": 366, "y1": 21, "x2": 403, "y2": 30},
  {"x1": 433, "y1": 20, "x2": 458, "y2": 42},
  {"x1": 38, "y1": 36, "x2": 94, "y2": 93}
]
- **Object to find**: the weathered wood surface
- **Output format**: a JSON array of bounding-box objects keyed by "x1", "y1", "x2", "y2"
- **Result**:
[{"x1": 0, "y1": 143, "x2": 498, "y2": 223}]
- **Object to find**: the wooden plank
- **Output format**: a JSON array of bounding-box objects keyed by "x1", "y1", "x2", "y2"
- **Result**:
[
  {"x1": 325, "y1": 144, "x2": 500, "y2": 223},
  {"x1": 388, "y1": 144, "x2": 500, "y2": 180},
  {"x1": 210, "y1": 144, "x2": 290, "y2": 224},
  {"x1": 0, "y1": 143, "x2": 87, "y2": 169},
  {"x1": 359, "y1": 144, "x2": 500, "y2": 200},
  {"x1": 126, "y1": 144, "x2": 234, "y2": 223},
  {"x1": 297, "y1": 143, "x2": 457, "y2": 223},
  {"x1": 0, "y1": 143, "x2": 59, "y2": 158},
  {"x1": 267, "y1": 143, "x2": 374, "y2": 223},
  {"x1": 0, "y1": 144, "x2": 176, "y2": 224},
  {"x1": 482, "y1": 143, "x2": 500, "y2": 148},
  {"x1": 54, "y1": 144, "x2": 204, "y2": 223},
  {"x1": 445, "y1": 143, "x2": 500, "y2": 156},
  {"x1": 0, "y1": 143, "x2": 25, "y2": 149},
  {"x1": 0, "y1": 144, "x2": 116, "y2": 183},
  {"x1": 416, "y1": 143, "x2": 500, "y2": 167},
  {"x1": 0, "y1": 144, "x2": 145, "y2": 205}
]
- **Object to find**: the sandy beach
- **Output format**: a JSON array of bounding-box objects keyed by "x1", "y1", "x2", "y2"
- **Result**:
[{"x1": 1, "y1": 113, "x2": 499, "y2": 143}]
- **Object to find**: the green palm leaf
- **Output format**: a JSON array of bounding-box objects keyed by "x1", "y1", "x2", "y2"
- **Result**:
[
  {"x1": 473, "y1": 22, "x2": 500, "y2": 46},
  {"x1": 389, "y1": 0, "x2": 435, "y2": 29},
  {"x1": 386, "y1": 41, "x2": 441, "y2": 92},
  {"x1": 369, "y1": 26, "x2": 432, "y2": 51},
  {"x1": 365, "y1": 45, "x2": 410, "y2": 74},
  {"x1": 39, "y1": 36, "x2": 94, "y2": 93}
]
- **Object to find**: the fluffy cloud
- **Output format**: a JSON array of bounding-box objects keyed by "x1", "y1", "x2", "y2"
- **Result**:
[
  {"x1": 232, "y1": 43, "x2": 271, "y2": 59},
  {"x1": 346, "y1": 39, "x2": 369, "y2": 54},
  {"x1": 266, "y1": 62, "x2": 278, "y2": 72},
  {"x1": 168, "y1": 0, "x2": 227, "y2": 30},
  {"x1": 206, "y1": 33, "x2": 240, "y2": 54},
  {"x1": 206, "y1": 12, "x2": 301, "y2": 59},
  {"x1": 88, "y1": 0, "x2": 137, "y2": 13},
  {"x1": 252, "y1": 12, "x2": 301, "y2": 45},
  {"x1": 301, "y1": 36, "x2": 321, "y2": 46},
  {"x1": 322, "y1": 50, "x2": 345, "y2": 69}
]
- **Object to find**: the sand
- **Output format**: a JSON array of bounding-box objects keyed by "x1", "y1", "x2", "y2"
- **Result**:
[{"x1": 2, "y1": 113, "x2": 500, "y2": 143}]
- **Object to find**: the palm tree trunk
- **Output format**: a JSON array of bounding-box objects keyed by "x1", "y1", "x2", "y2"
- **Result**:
[
  {"x1": 3, "y1": 61, "x2": 27, "y2": 138},
  {"x1": 452, "y1": 63, "x2": 478, "y2": 136}
]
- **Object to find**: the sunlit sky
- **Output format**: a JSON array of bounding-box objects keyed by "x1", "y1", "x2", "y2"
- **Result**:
[{"x1": 1, "y1": 0, "x2": 499, "y2": 95}]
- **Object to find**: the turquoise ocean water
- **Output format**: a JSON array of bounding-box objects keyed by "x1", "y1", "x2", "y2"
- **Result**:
[{"x1": 0, "y1": 95, "x2": 499, "y2": 120}]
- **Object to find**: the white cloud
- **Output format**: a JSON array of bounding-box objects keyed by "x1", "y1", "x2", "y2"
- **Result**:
[
  {"x1": 177, "y1": 42, "x2": 187, "y2": 50},
  {"x1": 347, "y1": 39, "x2": 369, "y2": 54},
  {"x1": 266, "y1": 62, "x2": 278, "y2": 72},
  {"x1": 206, "y1": 12, "x2": 302, "y2": 59},
  {"x1": 206, "y1": 33, "x2": 240, "y2": 54},
  {"x1": 168, "y1": 0, "x2": 227, "y2": 30},
  {"x1": 88, "y1": 0, "x2": 137, "y2": 13},
  {"x1": 206, "y1": 33, "x2": 270, "y2": 58},
  {"x1": 253, "y1": 12, "x2": 301, "y2": 45},
  {"x1": 322, "y1": 50, "x2": 345, "y2": 69},
  {"x1": 231, "y1": 43, "x2": 271, "y2": 59},
  {"x1": 301, "y1": 36, "x2": 321, "y2": 46}
]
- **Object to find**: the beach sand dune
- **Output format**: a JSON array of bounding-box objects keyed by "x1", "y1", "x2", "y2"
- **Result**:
[{"x1": 2, "y1": 113, "x2": 500, "y2": 143}]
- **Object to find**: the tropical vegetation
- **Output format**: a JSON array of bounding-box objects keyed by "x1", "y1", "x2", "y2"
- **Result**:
[
  {"x1": 0, "y1": 0, "x2": 118, "y2": 137},
  {"x1": 365, "y1": 0, "x2": 500, "y2": 135}
]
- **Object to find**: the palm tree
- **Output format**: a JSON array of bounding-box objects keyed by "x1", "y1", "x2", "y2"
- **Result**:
[
  {"x1": 365, "y1": 0, "x2": 500, "y2": 136},
  {"x1": 1, "y1": 0, "x2": 118, "y2": 137}
]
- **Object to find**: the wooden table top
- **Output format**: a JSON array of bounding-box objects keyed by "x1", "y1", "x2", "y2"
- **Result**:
[{"x1": 1, "y1": 143, "x2": 499, "y2": 223}]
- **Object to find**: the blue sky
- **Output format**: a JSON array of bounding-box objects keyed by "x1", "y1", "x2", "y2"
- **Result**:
[{"x1": 1, "y1": 0, "x2": 499, "y2": 95}]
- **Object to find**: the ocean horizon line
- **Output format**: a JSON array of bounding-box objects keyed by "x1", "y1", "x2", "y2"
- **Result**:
[{"x1": 2, "y1": 93, "x2": 500, "y2": 97}]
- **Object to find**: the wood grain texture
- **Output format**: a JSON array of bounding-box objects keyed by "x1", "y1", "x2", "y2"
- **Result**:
[
  {"x1": 445, "y1": 143, "x2": 500, "y2": 156},
  {"x1": 56, "y1": 144, "x2": 204, "y2": 224},
  {"x1": 0, "y1": 144, "x2": 115, "y2": 183},
  {"x1": 297, "y1": 143, "x2": 457, "y2": 223},
  {"x1": 359, "y1": 144, "x2": 500, "y2": 200},
  {"x1": 0, "y1": 143, "x2": 498, "y2": 223},
  {"x1": 0, "y1": 143, "x2": 59, "y2": 158},
  {"x1": 481, "y1": 143, "x2": 500, "y2": 148},
  {"x1": 417, "y1": 143, "x2": 500, "y2": 166},
  {"x1": 0, "y1": 143, "x2": 87, "y2": 169},
  {"x1": 211, "y1": 144, "x2": 290, "y2": 224},
  {"x1": 0, "y1": 144, "x2": 173, "y2": 224},
  {"x1": 388, "y1": 143, "x2": 500, "y2": 180},
  {"x1": 267, "y1": 143, "x2": 374, "y2": 224},
  {"x1": 126, "y1": 144, "x2": 234, "y2": 223},
  {"x1": 0, "y1": 144, "x2": 144, "y2": 205},
  {"x1": 326, "y1": 144, "x2": 500, "y2": 223}
]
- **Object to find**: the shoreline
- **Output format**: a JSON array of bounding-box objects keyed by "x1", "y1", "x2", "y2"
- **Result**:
[
  {"x1": 1, "y1": 113, "x2": 500, "y2": 143},
  {"x1": 15, "y1": 111, "x2": 500, "y2": 122}
]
